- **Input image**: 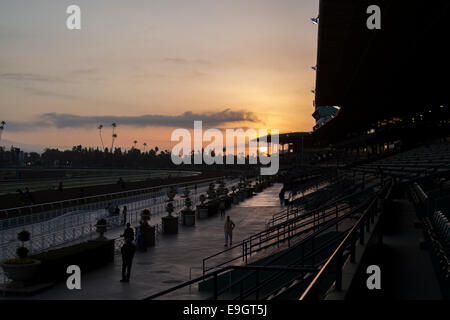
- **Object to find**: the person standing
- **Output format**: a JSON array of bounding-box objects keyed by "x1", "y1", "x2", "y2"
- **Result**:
[
  {"x1": 120, "y1": 238, "x2": 136, "y2": 283},
  {"x1": 224, "y1": 216, "x2": 235, "y2": 247},
  {"x1": 121, "y1": 223, "x2": 135, "y2": 242},
  {"x1": 122, "y1": 206, "x2": 128, "y2": 225}
]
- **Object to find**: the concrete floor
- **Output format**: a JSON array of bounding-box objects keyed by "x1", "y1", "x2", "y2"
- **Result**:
[{"x1": 6, "y1": 184, "x2": 284, "y2": 300}]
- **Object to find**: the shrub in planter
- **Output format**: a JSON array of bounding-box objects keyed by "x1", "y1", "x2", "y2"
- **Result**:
[
  {"x1": 207, "y1": 199, "x2": 219, "y2": 216},
  {"x1": 139, "y1": 219, "x2": 156, "y2": 248},
  {"x1": 95, "y1": 218, "x2": 108, "y2": 240},
  {"x1": 196, "y1": 194, "x2": 209, "y2": 219},
  {"x1": 231, "y1": 186, "x2": 239, "y2": 204},
  {"x1": 181, "y1": 197, "x2": 195, "y2": 226},
  {"x1": 162, "y1": 201, "x2": 178, "y2": 234},
  {"x1": 1, "y1": 230, "x2": 41, "y2": 284}
]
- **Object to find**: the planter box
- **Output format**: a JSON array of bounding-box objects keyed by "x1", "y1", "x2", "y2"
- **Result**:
[
  {"x1": 181, "y1": 209, "x2": 196, "y2": 226},
  {"x1": 207, "y1": 201, "x2": 219, "y2": 216},
  {"x1": 197, "y1": 205, "x2": 209, "y2": 219},
  {"x1": 30, "y1": 240, "x2": 114, "y2": 283},
  {"x1": 140, "y1": 224, "x2": 155, "y2": 247},
  {"x1": 162, "y1": 215, "x2": 179, "y2": 234},
  {"x1": 224, "y1": 196, "x2": 232, "y2": 208},
  {"x1": 0, "y1": 260, "x2": 41, "y2": 284}
]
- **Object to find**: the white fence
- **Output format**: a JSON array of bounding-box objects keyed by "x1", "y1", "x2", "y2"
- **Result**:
[{"x1": 0, "y1": 177, "x2": 242, "y2": 261}]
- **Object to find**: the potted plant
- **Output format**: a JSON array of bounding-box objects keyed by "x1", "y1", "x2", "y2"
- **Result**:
[
  {"x1": 95, "y1": 218, "x2": 108, "y2": 240},
  {"x1": 162, "y1": 201, "x2": 178, "y2": 234},
  {"x1": 196, "y1": 194, "x2": 209, "y2": 219},
  {"x1": 231, "y1": 186, "x2": 239, "y2": 204},
  {"x1": 139, "y1": 210, "x2": 156, "y2": 248},
  {"x1": 167, "y1": 186, "x2": 176, "y2": 201},
  {"x1": 181, "y1": 197, "x2": 196, "y2": 226},
  {"x1": 1, "y1": 230, "x2": 41, "y2": 285}
]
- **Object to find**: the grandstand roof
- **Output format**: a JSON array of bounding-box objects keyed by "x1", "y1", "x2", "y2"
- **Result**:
[{"x1": 313, "y1": 0, "x2": 450, "y2": 142}]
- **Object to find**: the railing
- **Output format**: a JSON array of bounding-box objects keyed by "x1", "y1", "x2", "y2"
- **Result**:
[
  {"x1": 267, "y1": 185, "x2": 376, "y2": 230},
  {"x1": 0, "y1": 177, "x2": 242, "y2": 261},
  {"x1": 0, "y1": 175, "x2": 231, "y2": 225},
  {"x1": 299, "y1": 178, "x2": 393, "y2": 300},
  {"x1": 144, "y1": 265, "x2": 318, "y2": 301},
  {"x1": 201, "y1": 184, "x2": 378, "y2": 275},
  {"x1": 146, "y1": 194, "x2": 377, "y2": 300}
]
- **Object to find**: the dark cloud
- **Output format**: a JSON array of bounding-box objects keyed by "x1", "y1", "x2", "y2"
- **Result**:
[
  {"x1": 6, "y1": 109, "x2": 259, "y2": 132},
  {"x1": 0, "y1": 73, "x2": 67, "y2": 83},
  {"x1": 163, "y1": 58, "x2": 212, "y2": 65}
]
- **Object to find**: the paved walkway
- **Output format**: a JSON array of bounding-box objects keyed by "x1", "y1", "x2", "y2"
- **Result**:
[{"x1": 8, "y1": 184, "x2": 284, "y2": 300}]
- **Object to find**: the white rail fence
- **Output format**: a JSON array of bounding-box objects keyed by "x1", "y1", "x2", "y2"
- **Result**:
[{"x1": 0, "y1": 178, "x2": 242, "y2": 261}]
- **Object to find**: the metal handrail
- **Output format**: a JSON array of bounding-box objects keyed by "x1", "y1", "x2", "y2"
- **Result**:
[
  {"x1": 299, "y1": 178, "x2": 393, "y2": 300},
  {"x1": 202, "y1": 184, "x2": 378, "y2": 274},
  {"x1": 148, "y1": 197, "x2": 372, "y2": 301},
  {"x1": 143, "y1": 265, "x2": 318, "y2": 300}
]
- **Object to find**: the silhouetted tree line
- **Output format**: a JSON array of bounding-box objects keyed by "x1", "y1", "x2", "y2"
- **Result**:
[{"x1": 0, "y1": 145, "x2": 176, "y2": 169}]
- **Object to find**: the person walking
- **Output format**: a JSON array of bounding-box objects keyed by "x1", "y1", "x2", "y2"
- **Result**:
[
  {"x1": 224, "y1": 216, "x2": 235, "y2": 247},
  {"x1": 122, "y1": 206, "x2": 128, "y2": 225},
  {"x1": 120, "y1": 238, "x2": 136, "y2": 283},
  {"x1": 114, "y1": 205, "x2": 120, "y2": 216}
]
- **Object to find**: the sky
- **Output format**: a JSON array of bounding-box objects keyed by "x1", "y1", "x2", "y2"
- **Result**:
[{"x1": 0, "y1": 0, "x2": 319, "y2": 152}]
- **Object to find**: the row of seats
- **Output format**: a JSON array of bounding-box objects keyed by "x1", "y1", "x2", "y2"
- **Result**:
[
  {"x1": 422, "y1": 210, "x2": 450, "y2": 297},
  {"x1": 353, "y1": 141, "x2": 450, "y2": 179},
  {"x1": 430, "y1": 211, "x2": 450, "y2": 250}
]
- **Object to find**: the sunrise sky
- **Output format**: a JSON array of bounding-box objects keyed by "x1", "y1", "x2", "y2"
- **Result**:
[{"x1": 0, "y1": 0, "x2": 318, "y2": 152}]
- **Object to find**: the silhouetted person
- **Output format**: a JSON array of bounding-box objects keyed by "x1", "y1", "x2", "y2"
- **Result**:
[
  {"x1": 120, "y1": 239, "x2": 136, "y2": 283},
  {"x1": 117, "y1": 177, "x2": 125, "y2": 189},
  {"x1": 114, "y1": 205, "x2": 120, "y2": 216},
  {"x1": 224, "y1": 216, "x2": 235, "y2": 247},
  {"x1": 122, "y1": 206, "x2": 128, "y2": 225},
  {"x1": 121, "y1": 223, "x2": 135, "y2": 242},
  {"x1": 24, "y1": 187, "x2": 35, "y2": 204},
  {"x1": 136, "y1": 221, "x2": 147, "y2": 252},
  {"x1": 107, "y1": 203, "x2": 114, "y2": 215},
  {"x1": 16, "y1": 188, "x2": 25, "y2": 204}
]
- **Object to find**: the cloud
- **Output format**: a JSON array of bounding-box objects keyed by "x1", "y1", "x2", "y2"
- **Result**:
[
  {"x1": 0, "y1": 72, "x2": 67, "y2": 83},
  {"x1": 5, "y1": 109, "x2": 259, "y2": 132},
  {"x1": 163, "y1": 58, "x2": 212, "y2": 65}
]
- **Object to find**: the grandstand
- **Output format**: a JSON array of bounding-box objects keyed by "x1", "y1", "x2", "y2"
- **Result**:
[{"x1": 1, "y1": 0, "x2": 449, "y2": 301}]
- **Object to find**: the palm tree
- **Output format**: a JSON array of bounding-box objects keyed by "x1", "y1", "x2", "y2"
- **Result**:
[
  {"x1": 97, "y1": 124, "x2": 104, "y2": 150},
  {"x1": 111, "y1": 123, "x2": 117, "y2": 151},
  {"x1": 143, "y1": 142, "x2": 147, "y2": 152},
  {"x1": 155, "y1": 146, "x2": 159, "y2": 154},
  {"x1": 133, "y1": 140, "x2": 138, "y2": 149},
  {"x1": 0, "y1": 121, "x2": 5, "y2": 141}
]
